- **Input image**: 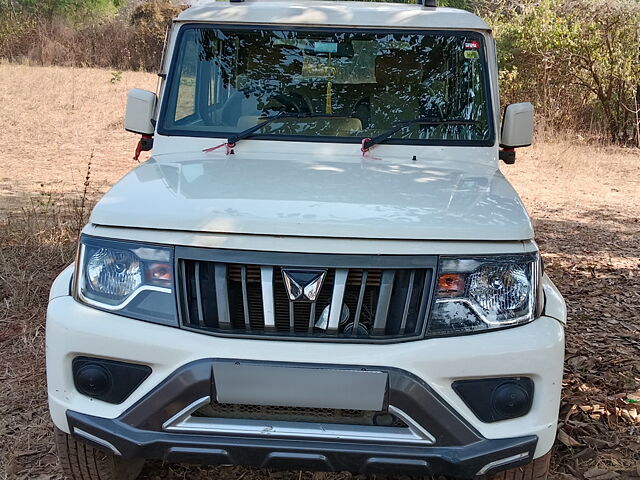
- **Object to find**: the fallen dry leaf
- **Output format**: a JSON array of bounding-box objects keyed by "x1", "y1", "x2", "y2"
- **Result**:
[{"x1": 558, "y1": 429, "x2": 582, "y2": 447}]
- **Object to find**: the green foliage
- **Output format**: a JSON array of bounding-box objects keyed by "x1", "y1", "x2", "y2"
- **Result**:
[
  {"x1": 2, "y1": 0, "x2": 123, "y2": 21},
  {"x1": 438, "y1": 0, "x2": 472, "y2": 9},
  {"x1": 0, "y1": 0, "x2": 184, "y2": 70},
  {"x1": 109, "y1": 70, "x2": 122, "y2": 83},
  {"x1": 482, "y1": 0, "x2": 640, "y2": 144},
  {"x1": 0, "y1": 11, "x2": 35, "y2": 57},
  {"x1": 130, "y1": 1, "x2": 185, "y2": 65}
]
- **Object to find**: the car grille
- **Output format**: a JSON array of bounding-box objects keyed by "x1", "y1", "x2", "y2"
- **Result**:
[
  {"x1": 194, "y1": 401, "x2": 408, "y2": 428},
  {"x1": 176, "y1": 248, "x2": 435, "y2": 342}
]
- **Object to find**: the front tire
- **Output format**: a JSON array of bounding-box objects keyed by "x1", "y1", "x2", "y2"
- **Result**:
[
  {"x1": 486, "y1": 451, "x2": 551, "y2": 480},
  {"x1": 54, "y1": 426, "x2": 144, "y2": 480}
]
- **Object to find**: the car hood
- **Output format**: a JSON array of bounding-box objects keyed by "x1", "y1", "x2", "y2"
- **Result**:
[{"x1": 90, "y1": 152, "x2": 533, "y2": 241}]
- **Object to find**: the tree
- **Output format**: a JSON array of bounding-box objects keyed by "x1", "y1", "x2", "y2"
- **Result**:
[
  {"x1": 483, "y1": 0, "x2": 640, "y2": 145},
  {"x1": 10, "y1": 0, "x2": 123, "y2": 20}
]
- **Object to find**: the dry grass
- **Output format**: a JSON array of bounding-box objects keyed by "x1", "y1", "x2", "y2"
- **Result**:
[
  {"x1": 0, "y1": 199, "x2": 80, "y2": 479},
  {"x1": 0, "y1": 63, "x2": 156, "y2": 217},
  {"x1": 0, "y1": 2, "x2": 183, "y2": 72},
  {"x1": 0, "y1": 64, "x2": 639, "y2": 479}
]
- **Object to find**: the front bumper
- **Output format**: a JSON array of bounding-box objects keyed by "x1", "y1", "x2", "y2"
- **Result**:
[
  {"x1": 65, "y1": 358, "x2": 537, "y2": 477},
  {"x1": 47, "y1": 273, "x2": 564, "y2": 476},
  {"x1": 67, "y1": 416, "x2": 536, "y2": 477}
]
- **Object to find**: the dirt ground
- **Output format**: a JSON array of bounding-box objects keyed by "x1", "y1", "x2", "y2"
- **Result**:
[{"x1": 0, "y1": 64, "x2": 639, "y2": 480}]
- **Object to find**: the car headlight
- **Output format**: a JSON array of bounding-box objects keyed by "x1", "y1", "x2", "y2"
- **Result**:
[
  {"x1": 427, "y1": 253, "x2": 541, "y2": 336},
  {"x1": 74, "y1": 236, "x2": 177, "y2": 325}
]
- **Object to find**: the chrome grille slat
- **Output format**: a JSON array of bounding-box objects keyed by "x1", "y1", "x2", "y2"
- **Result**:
[
  {"x1": 327, "y1": 269, "x2": 349, "y2": 334},
  {"x1": 215, "y1": 264, "x2": 231, "y2": 329},
  {"x1": 400, "y1": 270, "x2": 415, "y2": 334},
  {"x1": 417, "y1": 270, "x2": 432, "y2": 327},
  {"x1": 261, "y1": 266, "x2": 275, "y2": 332},
  {"x1": 289, "y1": 302, "x2": 295, "y2": 332},
  {"x1": 178, "y1": 252, "x2": 434, "y2": 342},
  {"x1": 372, "y1": 270, "x2": 396, "y2": 336},
  {"x1": 308, "y1": 303, "x2": 316, "y2": 333},
  {"x1": 352, "y1": 270, "x2": 368, "y2": 335},
  {"x1": 194, "y1": 262, "x2": 205, "y2": 326},
  {"x1": 180, "y1": 261, "x2": 191, "y2": 325},
  {"x1": 241, "y1": 265, "x2": 250, "y2": 330}
]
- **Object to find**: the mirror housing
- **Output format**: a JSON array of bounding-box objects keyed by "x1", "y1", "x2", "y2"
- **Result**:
[
  {"x1": 125, "y1": 89, "x2": 157, "y2": 135},
  {"x1": 500, "y1": 102, "x2": 534, "y2": 149}
]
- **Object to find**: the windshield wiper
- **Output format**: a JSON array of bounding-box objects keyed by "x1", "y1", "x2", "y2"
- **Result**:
[
  {"x1": 228, "y1": 112, "x2": 359, "y2": 144},
  {"x1": 228, "y1": 111, "x2": 296, "y2": 145},
  {"x1": 204, "y1": 112, "x2": 357, "y2": 154},
  {"x1": 361, "y1": 117, "x2": 479, "y2": 152}
]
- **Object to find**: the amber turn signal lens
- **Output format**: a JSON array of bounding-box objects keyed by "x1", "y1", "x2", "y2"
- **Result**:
[
  {"x1": 148, "y1": 263, "x2": 172, "y2": 282},
  {"x1": 437, "y1": 273, "x2": 465, "y2": 297}
]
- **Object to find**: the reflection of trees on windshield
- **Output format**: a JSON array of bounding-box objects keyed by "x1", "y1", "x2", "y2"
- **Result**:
[{"x1": 161, "y1": 27, "x2": 492, "y2": 143}]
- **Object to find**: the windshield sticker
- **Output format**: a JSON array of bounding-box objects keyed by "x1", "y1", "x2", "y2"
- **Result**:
[
  {"x1": 302, "y1": 56, "x2": 337, "y2": 79},
  {"x1": 273, "y1": 38, "x2": 311, "y2": 49},
  {"x1": 301, "y1": 41, "x2": 376, "y2": 84},
  {"x1": 464, "y1": 50, "x2": 479, "y2": 59},
  {"x1": 464, "y1": 40, "x2": 480, "y2": 50}
]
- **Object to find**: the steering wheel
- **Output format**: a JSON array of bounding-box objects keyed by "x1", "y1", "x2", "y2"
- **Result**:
[
  {"x1": 216, "y1": 91, "x2": 313, "y2": 126},
  {"x1": 269, "y1": 92, "x2": 312, "y2": 114}
]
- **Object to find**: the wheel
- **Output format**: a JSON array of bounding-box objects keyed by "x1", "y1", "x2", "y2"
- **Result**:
[
  {"x1": 54, "y1": 426, "x2": 144, "y2": 480},
  {"x1": 486, "y1": 451, "x2": 551, "y2": 480}
]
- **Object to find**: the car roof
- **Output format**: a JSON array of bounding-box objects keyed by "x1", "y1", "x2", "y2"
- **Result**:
[{"x1": 177, "y1": 0, "x2": 491, "y2": 31}]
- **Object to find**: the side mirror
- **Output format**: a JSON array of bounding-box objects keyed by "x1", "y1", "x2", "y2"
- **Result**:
[
  {"x1": 125, "y1": 89, "x2": 157, "y2": 135},
  {"x1": 499, "y1": 102, "x2": 534, "y2": 164}
]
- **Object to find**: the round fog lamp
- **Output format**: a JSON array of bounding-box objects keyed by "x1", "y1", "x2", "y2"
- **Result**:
[
  {"x1": 75, "y1": 364, "x2": 113, "y2": 398},
  {"x1": 491, "y1": 382, "x2": 530, "y2": 417}
]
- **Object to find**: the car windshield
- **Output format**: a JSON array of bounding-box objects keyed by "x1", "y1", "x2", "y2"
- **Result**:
[{"x1": 160, "y1": 26, "x2": 493, "y2": 145}]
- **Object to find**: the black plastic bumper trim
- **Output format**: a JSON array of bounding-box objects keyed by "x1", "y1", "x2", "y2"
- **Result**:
[
  {"x1": 64, "y1": 358, "x2": 539, "y2": 477},
  {"x1": 67, "y1": 410, "x2": 537, "y2": 477},
  {"x1": 116, "y1": 358, "x2": 483, "y2": 446},
  {"x1": 72, "y1": 356, "x2": 151, "y2": 405},
  {"x1": 453, "y1": 377, "x2": 535, "y2": 423}
]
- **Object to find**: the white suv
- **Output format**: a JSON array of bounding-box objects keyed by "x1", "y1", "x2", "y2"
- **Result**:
[{"x1": 46, "y1": 1, "x2": 566, "y2": 479}]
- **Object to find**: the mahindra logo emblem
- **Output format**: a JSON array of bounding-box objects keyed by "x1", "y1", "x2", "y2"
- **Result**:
[{"x1": 281, "y1": 269, "x2": 327, "y2": 302}]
